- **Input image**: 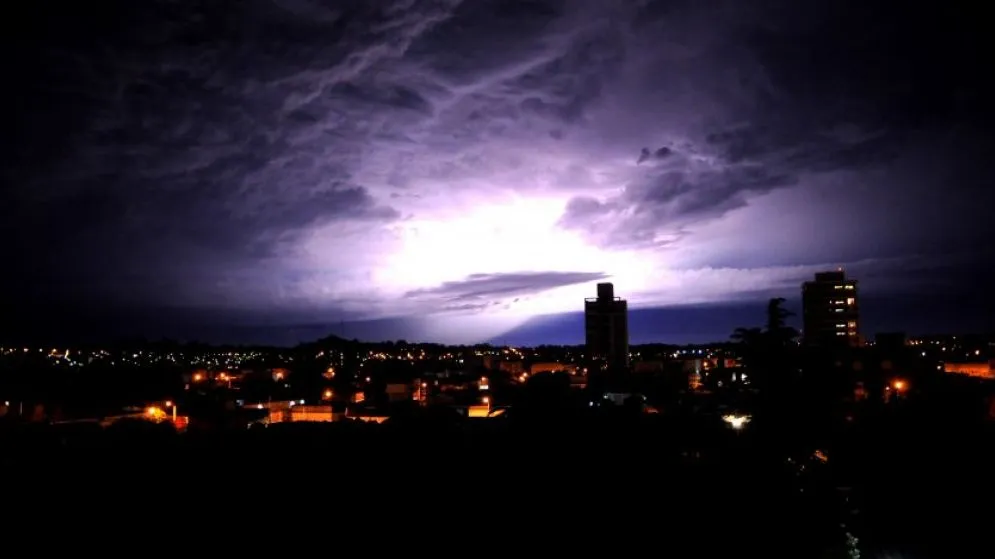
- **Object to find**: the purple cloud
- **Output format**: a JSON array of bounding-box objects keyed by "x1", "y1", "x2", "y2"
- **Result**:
[{"x1": 3, "y1": 0, "x2": 992, "y2": 342}]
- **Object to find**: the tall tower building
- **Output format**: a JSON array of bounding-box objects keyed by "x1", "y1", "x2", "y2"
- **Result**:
[
  {"x1": 585, "y1": 282, "x2": 629, "y2": 371},
  {"x1": 802, "y1": 270, "x2": 860, "y2": 347}
]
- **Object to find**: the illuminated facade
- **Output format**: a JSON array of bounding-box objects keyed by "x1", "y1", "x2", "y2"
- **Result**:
[
  {"x1": 497, "y1": 360, "x2": 525, "y2": 375},
  {"x1": 802, "y1": 270, "x2": 860, "y2": 347},
  {"x1": 943, "y1": 362, "x2": 994, "y2": 379},
  {"x1": 584, "y1": 283, "x2": 629, "y2": 371},
  {"x1": 529, "y1": 362, "x2": 576, "y2": 375},
  {"x1": 268, "y1": 404, "x2": 337, "y2": 423}
]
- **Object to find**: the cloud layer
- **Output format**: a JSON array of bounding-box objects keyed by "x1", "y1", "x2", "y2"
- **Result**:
[{"x1": 3, "y1": 0, "x2": 992, "y2": 342}]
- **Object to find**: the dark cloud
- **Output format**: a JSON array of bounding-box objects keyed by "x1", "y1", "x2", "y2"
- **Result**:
[
  {"x1": 408, "y1": 0, "x2": 566, "y2": 86},
  {"x1": 555, "y1": 0, "x2": 993, "y2": 249},
  {"x1": 405, "y1": 271, "x2": 610, "y2": 310},
  {"x1": 439, "y1": 301, "x2": 502, "y2": 313},
  {"x1": 2, "y1": 0, "x2": 448, "y2": 306},
  {"x1": 637, "y1": 146, "x2": 673, "y2": 164},
  {"x1": 561, "y1": 154, "x2": 798, "y2": 248}
]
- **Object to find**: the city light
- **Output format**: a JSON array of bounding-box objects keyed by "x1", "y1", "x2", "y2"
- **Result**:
[
  {"x1": 145, "y1": 406, "x2": 166, "y2": 420},
  {"x1": 322, "y1": 389, "x2": 333, "y2": 400},
  {"x1": 722, "y1": 414, "x2": 751, "y2": 430},
  {"x1": 192, "y1": 372, "x2": 205, "y2": 382},
  {"x1": 164, "y1": 400, "x2": 173, "y2": 408},
  {"x1": 893, "y1": 379, "x2": 907, "y2": 391}
]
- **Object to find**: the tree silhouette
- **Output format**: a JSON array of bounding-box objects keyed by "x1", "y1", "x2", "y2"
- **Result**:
[
  {"x1": 730, "y1": 298, "x2": 798, "y2": 391},
  {"x1": 766, "y1": 297, "x2": 798, "y2": 348},
  {"x1": 731, "y1": 326, "x2": 764, "y2": 346}
]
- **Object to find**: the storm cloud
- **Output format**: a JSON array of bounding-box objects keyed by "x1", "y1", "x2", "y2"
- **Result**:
[
  {"x1": 406, "y1": 271, "x2": 610, "y2": 307},
  {"x1": 2, "y1": 0, "x2": 992, "y2": 343}
]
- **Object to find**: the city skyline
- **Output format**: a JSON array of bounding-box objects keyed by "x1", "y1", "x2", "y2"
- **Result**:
[
  {"x1": 4, "y1": 1, "x2": 993, "y2": 345},
  {"x1": 4, "y1": 4, "x2": 994, "y2": 555},
  {"x1": 2, "y1": 275, "x2": 988, "y2": 347}
]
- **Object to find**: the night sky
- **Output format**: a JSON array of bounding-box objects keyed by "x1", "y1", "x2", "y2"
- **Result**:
[{"x1": 3, "y1": 0, "x2": 992, "y2": 346}]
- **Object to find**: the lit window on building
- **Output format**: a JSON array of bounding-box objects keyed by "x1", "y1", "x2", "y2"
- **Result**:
[
  {"x1": 837, "y1": 323, "x2": 847, "y2": 328},
  {"x1": 846, "y1": 298, "x2": 855, "y2": 306},
  {"x1": 847, "y1": 321, "x2": 857, "y2": 329}
]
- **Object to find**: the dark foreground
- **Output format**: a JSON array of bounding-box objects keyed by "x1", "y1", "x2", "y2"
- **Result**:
[{"x1": 3, "y1": 410, "x2": 993, "y2": 558}]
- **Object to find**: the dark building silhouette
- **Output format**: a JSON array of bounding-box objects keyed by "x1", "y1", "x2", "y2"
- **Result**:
[
  {"x1": 802, "y1": 270, "x2": 861, "y2": 347},
  {"x1": 585, "y1": 283, "x2": 629, "y2": 371},
  {"x1": 875, "y1": 331, "x2": 907, "y2": 351}
]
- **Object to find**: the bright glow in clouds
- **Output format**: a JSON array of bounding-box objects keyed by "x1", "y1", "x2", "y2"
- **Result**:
[
  {"x1": 383, "y1": 196, "x2": 653, "y2": 302},
  {"x1": 295, "y1": 180, "x2": 887, "y2": 343},
  {"x1": 10, "y1": 1, "x2": 986, "y2": 344},
  {"x1": 298, "y1": 194, "x2": 661, "y2": 341}
]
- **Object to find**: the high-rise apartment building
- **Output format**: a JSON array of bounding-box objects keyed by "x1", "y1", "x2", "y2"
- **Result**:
[
  {"x1": 585, "y1": 283, "x2": 629, "y2": 371},
  {"x1": 802, "y1": 270, "x2": 860, "y2": 347}
]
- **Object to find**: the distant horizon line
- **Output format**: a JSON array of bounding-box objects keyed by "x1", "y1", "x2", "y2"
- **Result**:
[{"x1": 2, "y1": 331, "x2": 990, "y2": 352}]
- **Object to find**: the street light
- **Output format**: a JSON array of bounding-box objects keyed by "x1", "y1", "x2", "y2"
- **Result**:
[
  {"x1": 722, "y1": 414, "x2": 751, "y2": 430},
  {"x1": 145, "y1": 406, "x2": 166, "y2": 421},
  {"x1": 164, "y1": 400, "x2": 177, "y2": 422}
]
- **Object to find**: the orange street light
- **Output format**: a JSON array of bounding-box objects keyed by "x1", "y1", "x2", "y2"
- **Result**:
[
  {"x1": 893, "y1": 379, "x2": 907, "y2": 391},
  {"x1": 164, "y1": 400, "x2": 177, "y2": 421}
]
